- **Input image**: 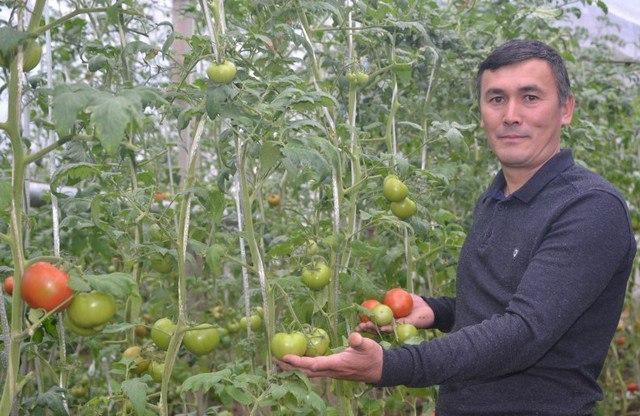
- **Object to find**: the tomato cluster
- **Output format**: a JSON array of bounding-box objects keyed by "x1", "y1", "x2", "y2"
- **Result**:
[
  {"x1": 383, "y1": 175, "x2": 416, "y2": 220},
  {"x1": 359, "y1": 288, "x2": 418, "y2": 343},
  {"x1": 270, "y1": 327, "x2": 330, "y2": 359}
]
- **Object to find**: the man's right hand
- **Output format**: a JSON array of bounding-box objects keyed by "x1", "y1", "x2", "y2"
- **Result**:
[{"x1": 356, "y1": 294, "x2": 435, "y2": 333}]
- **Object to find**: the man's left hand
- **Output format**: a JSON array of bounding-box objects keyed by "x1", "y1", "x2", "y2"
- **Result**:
[{"x1": 276, "y1": 332, "x2": 383, "y2": 384}]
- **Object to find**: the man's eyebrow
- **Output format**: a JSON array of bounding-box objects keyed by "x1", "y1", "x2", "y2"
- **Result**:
[{"x1": 484, "y1": 85, "x2": 544, "y2": 96}]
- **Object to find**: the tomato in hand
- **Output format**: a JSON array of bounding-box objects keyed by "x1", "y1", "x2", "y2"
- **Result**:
[
  {"x1": 3, "y1": 276, "x2": 13, "y2": 295},
  {"x1": 301, "y1": 262, "x2": 331, "y2": 291},
  {"x1": 271, "y1": 332, "x2": 307, "y2": 360},
  {"x1": 183, "y1": 324, "x2": 220, "y2": 356},
  {"x1": 383, "y1": 288, "x2": 413, "y2": 318},
  {"x1": 371, "y1": 304, "x2": 394, "y2": 326},
  {"x1": 67, "y1": 291, "x2": 116, "y2": 328},
  {"x1": 359, "y1": 299, "x2": 381, "y2": 323},
  {"x1": 383, "y1": 175, "x2": 408, "y2": 202},
  {"x1": 390, "y1": 198, "x2": 417, "y2": 220},
  {"x1": 396, "y1": 323, "x2": 419, "y2": 344},
  {"x1": 151, "y1": 318, "x2": 176, "y2": 350},
  {"x1": 207, "y1": 60, "x2": 237, "y2": 84},
  {"x1": 21, "y1": 262, "x2": 73, "y2": 311},
  {"x1": 305, "y1": 328, "x2": 330, "y2": 357}
]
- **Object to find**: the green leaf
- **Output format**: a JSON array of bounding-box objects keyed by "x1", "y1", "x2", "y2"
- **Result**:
[
  {"x1": 51, "y1": 85, "x2": 94, "y2": 137},
  {"x1": 50, "y1": 163, "x2": 100, "y2": 195},
  {"x1": 0, "y1": 179, "x2": 11, "y2": 218},
  {"x1": 35, "y1": 387, "x2": 69, "y2": 416},
  {"x1": 179, "y1": 369, "x2": 232, "y2": 394},
  {"x1": 224, "y1": 385, "x2": 253, "y2": 405},
  {"x1": 121, "y1": 378, "x2": 149, "y2": 416},
  {"x1": 84, "y1": 272, "x2": 137, "y2": 299},
  {"x1": 67, "y1": 273, "x2": 92, "y2": 292},
  {"x1": 259, "y1": 142, "x2": 281, "y2": 173},
  {"x1": 87, "y1": 93, "x2": 142, "y2": 154},
  {"x1": 0, "y1": 27, "x2": 29, "y2": 58}
]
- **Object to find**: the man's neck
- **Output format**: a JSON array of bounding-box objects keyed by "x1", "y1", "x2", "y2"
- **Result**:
[{"x1": 502, "y1": 150, "x2": 560, "y2": 196}]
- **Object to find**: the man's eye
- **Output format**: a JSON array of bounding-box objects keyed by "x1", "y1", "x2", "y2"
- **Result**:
[
  {"x1": 489, "y1": 96, "x2": 504, "y2": 104},
  {"x1": 524, "y1": 95, "x2": 539, "y2": 102}
]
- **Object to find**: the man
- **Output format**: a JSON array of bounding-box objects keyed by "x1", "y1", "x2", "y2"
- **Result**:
[{"x1": 278, "y1": 40, "x2": 637, "y2": 415}]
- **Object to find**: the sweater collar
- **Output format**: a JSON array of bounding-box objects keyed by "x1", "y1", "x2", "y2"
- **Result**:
[{"x1": 483, "y1": 149, "x2": 575, "y2": 204}]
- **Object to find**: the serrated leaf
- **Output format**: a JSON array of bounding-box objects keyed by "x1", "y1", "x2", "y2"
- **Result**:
[
  {"x1": 50, "y1": 163, "x2": 100, "y2": 195},
  {"x1": 84, "y1": 272, "x2": 137, "y2": 299},
  {"x1": 87, "y1": 93, "x2": 142, "y2": 154},
  {"x1": 51, "y1": 85, "x2": 94, "y2": 137},
  {"x1": 224, "y1": 385, "x2": 253, "y2": 405},
  {"x1": 121, "y1": 378, "x2": 149, "y2": 416},
  {"x1": 179, "y1": 369, "x2": 232, "y2": 394},
  {"x1": 67, "y1": 274, "x2": 92, "y2": 292},
  {"x1": 35, "y1": 387, "x2": 69, "y2": 416}
]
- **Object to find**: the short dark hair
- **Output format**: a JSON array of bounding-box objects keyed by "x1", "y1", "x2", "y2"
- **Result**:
[{"x1": 476, "y1": 39, "x2": 572, "y2": 105}]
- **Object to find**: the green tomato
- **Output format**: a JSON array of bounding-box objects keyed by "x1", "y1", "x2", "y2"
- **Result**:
[
  {"x1": 396, "y1": 323, "x2": 419, "y2": 344},
  {"x1": 346, "y1": 71, "x2": 369, "y2": 86},
  {"x1": 383, "y1": 175, "x2": 409, "y2": 202},
  {"x1": 64, "y1": 314, "x2": 103, "y2": 336},
  {"x1": 226, "y1": 320, "x2": 240, "y2": 333},
  {"x1": 150, "y1": 318, "x2": 176, "y2": 350},
  {"x1": 270, "y1": 332, "x2": 307, "y2": 360},
  {"x1": 371, "y1": 304, "x2": 394, "y2": 326},
  {"x1": 206, "y1": 60, "x2": 237, "y2": 84},
  {"x1": 0, "y1": 41, "x2": 42, "y2": 72},
  {"x1": 305, "y1": 328, "x2": 330, "y2": 357},
  {"x1": 67, "y1": 292, "x2": 116, "y2": 329},
  {"x1": 239, "y1": 314, "x2": 263, "y2": 331},
  {"x1": 301, "y1": 262, "x2": 331, "y2": 291},
  {"x1": 70, "y1": 384, "x2": 88, "y2": 398},
  {"x1": 148, "y1": 361, "x2": 164, "y2": 383},
  {"x1": 183, "y1": 324, "x2": 220, "y2": 356},
  {"x1": 150, "y1": 253, "x2": 173, "y2": 273},
  {"x1": 390, "y1": 198, "x2": 417, "y2": 220}
]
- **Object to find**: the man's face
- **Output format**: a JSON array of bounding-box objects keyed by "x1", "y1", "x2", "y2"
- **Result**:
[{"x1": 479, "y1": 58, "x2": 574, "y2": 170}]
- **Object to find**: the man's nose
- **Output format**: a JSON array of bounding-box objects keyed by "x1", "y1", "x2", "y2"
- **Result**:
[{"x1": 503, "y1": 100, "x2": 522, "y2": 125}]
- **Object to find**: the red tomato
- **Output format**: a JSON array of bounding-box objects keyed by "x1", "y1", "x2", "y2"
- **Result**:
[
  {"x1": 3, "y1": 276, "x2": 13, "y2": 295},
  {"x1": 383, "y1": 288, "x2": 413, "y2": 318},
  {"x1": 360, "y1": 299, "x2": 380, "y2": 323},
  {"x1": 627, "y1": 382, "x2": 639, "y2": 393},
  {"x1": 21, "y1": 262, "x2": 73, "y2": 311}
]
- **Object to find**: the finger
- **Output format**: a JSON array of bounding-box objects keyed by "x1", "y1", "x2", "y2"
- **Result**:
[
  {"x1": 275, "y1": 359, "x2": 296, "y2": 372},
  {"x1": 355, "y1": 322, "x2": 377, "y2": 332},
  {"x1": 348, "y1": 331, "x2": 363, "y2": 348}
]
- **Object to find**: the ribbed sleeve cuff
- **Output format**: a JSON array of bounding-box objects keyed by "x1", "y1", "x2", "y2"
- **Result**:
[
  {"x1": 423, "y1": 296, "x2": 454, "y2": 332},
  {"x1": 374, "y1": 347, "x2": 416, "y2": 387}
]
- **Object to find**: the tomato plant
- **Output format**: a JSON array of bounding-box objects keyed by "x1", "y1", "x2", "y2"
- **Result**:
[
  {"x1": 206, "y1": 60, "x2": 237, "y2": 84},
  {"x1": 3, "y1": 276, "x2": 13, "y2": 295},
  {"x1": 383, "y1": 288, "x2": 413, "y2": 319},
  {"x1": 67, "y1": 292, "x2": 116, "y2": 328},
  {"x1": 151, "y1": 318, "x2": 176, "y2": 350},
  {"x1": 183, "y1": 324, "x2": 220, "y2": 356},
  {"x1": 21, "y1": 262, "x2": 73, "y2": 311},
  {"x1": 270, "y1": 332, "x2": 307, "y2": 360}
]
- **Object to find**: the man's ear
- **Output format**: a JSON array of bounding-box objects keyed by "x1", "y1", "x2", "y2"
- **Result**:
[{"x1": 561, "y1": 95, "x2": 575, "y2": 126}]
